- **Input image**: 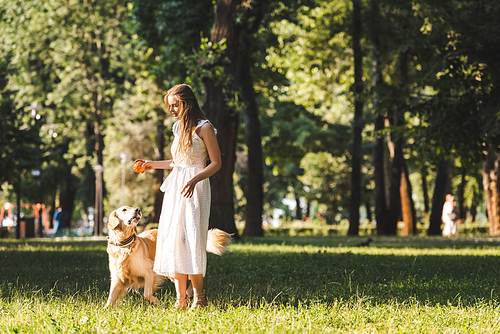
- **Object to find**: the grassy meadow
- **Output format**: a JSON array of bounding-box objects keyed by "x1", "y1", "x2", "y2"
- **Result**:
[{"x1": 1, "y1": 235, "x2": 500, "y2": 333}]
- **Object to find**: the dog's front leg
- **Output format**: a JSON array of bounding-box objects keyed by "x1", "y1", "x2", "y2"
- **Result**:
[
  {"x1": 143, "y1": 274, "x2": 160, "y2": 306},
  {"x1": 106, "y1": 279, "x2": 127, "y2": 307}
]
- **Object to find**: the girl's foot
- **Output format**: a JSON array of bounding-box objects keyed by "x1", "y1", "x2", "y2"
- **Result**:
[
  {"x1": 175, "y1": 295, "x2": 189, "y2": 310},
  {"x1": 191, "y1": 291, "x2": 208, "y2": 309}
]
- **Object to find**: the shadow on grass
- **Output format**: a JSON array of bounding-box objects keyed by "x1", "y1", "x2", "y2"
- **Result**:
[
  {"x1": 239, "y1": 235, "x2": 500, "y2": 249},
  {"x1": 0, "y1": 237, "x2": 499, "y2": 308}
]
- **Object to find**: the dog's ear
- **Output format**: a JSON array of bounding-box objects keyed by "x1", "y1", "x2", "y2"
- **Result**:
[{"x1": 108, "y1": 211, "x2": 122, "y2": 230}]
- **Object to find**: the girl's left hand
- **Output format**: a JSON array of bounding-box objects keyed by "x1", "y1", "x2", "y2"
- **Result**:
[{"x1": 181, "y1": 178, "x2": 198, "y2": 198}]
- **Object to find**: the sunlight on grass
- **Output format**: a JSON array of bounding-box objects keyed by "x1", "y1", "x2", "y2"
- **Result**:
[{"x1": 1, "y1": 236, "x2": 500, "y2": 333}]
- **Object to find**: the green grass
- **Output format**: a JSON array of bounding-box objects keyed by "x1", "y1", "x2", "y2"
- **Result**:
[{"x1": 1, "y1": 236, "x2": 500, "y2": 333}]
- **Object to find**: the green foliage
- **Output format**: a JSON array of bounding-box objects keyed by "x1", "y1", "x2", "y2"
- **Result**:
[
  {"x1": 103, "y1": 74, "x2": 174, "y2": 218},
  {"x1": 300, "y1": 152, "x2": 351, "y2": 219},
  {"x1": 260, "y1": 1, "x2": 361, "y2": 219},
  {"x1": 1, "y1": 237, "x2": 500, "y2": 332},
  {"x1": 0, "y1": 0, "x2": 146, "y2": 216},
  {"x1": 130, "y1": 0, "x2": 213, "y2": 88},
  {"x1": 183, "y1": 38, "x2": 236, "y2": 102},
  {"x1": 263, "y1": 101, "x2": 350, "y2": 169},
  {"x1": 266, "y1": 1, "x2": 353, "y2": 123},
  {"x1": 259, "y1": 101, "x2": 351, "y2": 219},
  {"x1": 0, "y1": 76, "x2": 42, "y2": 192},
  {"x1": 1, "y1": 0, "x2": 499, "y2": 231},
  {"x1": 390, "y1": 1, "x2": 500, "y2": 163}
]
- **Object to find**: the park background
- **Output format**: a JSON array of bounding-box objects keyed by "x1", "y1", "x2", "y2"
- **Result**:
[
  {"x1": 2, "y1": 1, "x2": 500, "y2": 333},
  {"x1": 2, "y1": 0, "x2": 500, "y2": 239}
]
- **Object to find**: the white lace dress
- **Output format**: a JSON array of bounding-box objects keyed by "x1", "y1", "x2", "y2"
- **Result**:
[{"x1": 153, "y1": 120, "x2": 214, "y2": 277}]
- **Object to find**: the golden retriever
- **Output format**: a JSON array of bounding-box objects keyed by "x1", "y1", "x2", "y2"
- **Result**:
[{"x1": 105, "y1": 206, "x2": 231, "y2": 307}]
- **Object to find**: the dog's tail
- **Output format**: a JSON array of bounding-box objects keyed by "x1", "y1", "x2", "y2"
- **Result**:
[{"x1": 206, "y1": 228, "x2": 232, "y2": 255}]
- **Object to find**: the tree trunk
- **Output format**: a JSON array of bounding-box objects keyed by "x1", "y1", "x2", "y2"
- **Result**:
[
  {"x1": 386, "y1": 128, "x2": 403, "y2": 235},
  {"x1": 386, "y1": 51, "x2": 410, "y2": 235},
  {"x1": 93, "y1": 165, "x2": 104, "y2": 236},
  {"x1": 93, "y1": 92, "x2": 104, "y2": 167},
  {"x1": 483, "y1": 153, "x2": 500, "y2": 235},
  {"x1": 59, "y1": 161, "x2": 76, "y2": 230},
  {"x1": 483, "y1": 156, "x2": 493, "y2": 230},
  {"x1": 384, "y1": 147, "x2": 392, "y2": 210},
  {"x1": 15, "y1": 179, "x2": 21, "y2": 239},
  {"x1": 203, "y1": 0, "x2": 242, "y2": 236},
  {"x1": 293, "y1": 185, "x2": 302, "y2": 221},
  {"x1": 458, "y1": 166, "x2": 466, "y2": 220},
  {"x1": 348, "y1": 0, "x2": 364, "y2": 236},
  {"x1": 153, "y1": 111, "x2": 165, "y2": 224},
  {"x1": 203, "y1": 81, "x2": 239, "y2": 236},
  {"x1": 370, "y1": 0, "x2": 386, "y2": 235},
  {"x1": 400, "y1": 161, "x2": 417, "y2": 236},
  {"x1": 428, "y1": 160, "x2": 449, "y2": 235},
  {"x1": 385, "y1": 115, "x2": 403, "y2": 235},
  {"x1": 92, "y1": 90, "x2": 105, "y2": 235},
  {"x1": 373, "y1": 113, "x2": 386, "y2": 234},
  {"x1": 240, "y1": 21, "x2": 264, "y2": 237},
  {"x1": 421, "y1": 165, "x2": 430, "y2": 222}
]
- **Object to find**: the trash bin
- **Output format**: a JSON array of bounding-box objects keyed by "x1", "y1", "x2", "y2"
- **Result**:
[{"x1": 20, "y1": 217, "x2": 35, "y2": 238}]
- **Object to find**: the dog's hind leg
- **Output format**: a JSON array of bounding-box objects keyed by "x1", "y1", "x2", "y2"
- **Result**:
[
  {"x1": 106, "y1": 280, "x2": 127, "y2": 307},
  {"x1": 143, "y1": 274, "x2": 160, "y2": 306}
]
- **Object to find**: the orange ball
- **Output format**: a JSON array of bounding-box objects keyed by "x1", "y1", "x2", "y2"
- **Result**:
[{"x1": 134, "y1": 161, "x2": 146, "y2": 173}]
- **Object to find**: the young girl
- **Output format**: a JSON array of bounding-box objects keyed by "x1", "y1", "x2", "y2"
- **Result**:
[{"x1": 136, "y1": 84, "x2": 221, "y2": 310}]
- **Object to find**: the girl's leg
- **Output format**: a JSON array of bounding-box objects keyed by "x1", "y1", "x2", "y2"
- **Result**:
[
  {"x1": 173, "y1": 273, "x2": 188, "y2": 309},
  {"x1": 189, "y1": 274, "x2": 208, "y2": 309},
  {"x1": 189, "y1": 274, "x2": 204, "y2": 295}
]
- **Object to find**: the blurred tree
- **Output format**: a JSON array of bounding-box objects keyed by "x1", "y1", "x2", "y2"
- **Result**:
[
  {"x1": 405, "y1": 1, "x2": 500, "y2": 235},
  {"x1": 262, "y1": 101, "x2": 350, "y2": 222},
  {"x1": 199, "y1": 0, "x2": 311, "y2": 236},
  {"x1": 348, "y1": 0, "x2": 364, "y2": 236},
  {"x1": 369, "y1": 0, "x2": 388, "y2": 234},
  {"x1": 265, "y1": 0, "x2": 362, "y2": 226},
  {"x1": 1, "y1": 0, "x2": 138, "y2": 229},
  {"x1": 0, "y1": 54, "x2": 43, "y2": 238}
]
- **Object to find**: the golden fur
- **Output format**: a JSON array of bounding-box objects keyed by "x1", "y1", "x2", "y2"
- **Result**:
[{"x1": 106, "y1": 206, "x2": 231, "y2": 307}]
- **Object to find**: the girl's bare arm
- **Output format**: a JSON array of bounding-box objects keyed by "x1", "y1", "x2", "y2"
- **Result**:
[{"x1": 135, "y1": 159, "x2": 174, "y2": 171}]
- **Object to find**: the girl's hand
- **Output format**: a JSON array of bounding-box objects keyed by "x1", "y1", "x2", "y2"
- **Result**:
[{"x1": 181, "y1": 178, "x2": 198, "y2": 198}]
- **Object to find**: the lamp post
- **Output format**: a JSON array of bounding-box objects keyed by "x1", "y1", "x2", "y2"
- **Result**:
[
  {"x1": 27, "y1": 103, "x2": 43, "y2": 238},
  {"x1": 93, "y1": 164, "x2": 104, "y2": 236}
]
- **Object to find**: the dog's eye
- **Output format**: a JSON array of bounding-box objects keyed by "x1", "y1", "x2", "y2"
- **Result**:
[{"x1": 122, "y1": 208, "x2": 126, "y2": 212}]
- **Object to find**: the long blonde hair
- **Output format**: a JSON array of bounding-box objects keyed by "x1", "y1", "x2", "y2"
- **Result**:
[{"x1": 164, "y1": 84, "x2": 207, "y2": 160}]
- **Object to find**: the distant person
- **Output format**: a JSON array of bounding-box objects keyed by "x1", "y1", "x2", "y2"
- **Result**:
[
  {"x1": 442, "y1": 194, "x2": 458, "y2": 237},
  {"x1": 52, "y1": 207, "x2": 69, "y2": 236}
]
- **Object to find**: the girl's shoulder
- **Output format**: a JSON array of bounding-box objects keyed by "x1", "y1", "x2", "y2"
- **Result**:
[
  {"x1": 173, "y1": 121, "x2": 181, "y2": 135},
  {"x1": 195, "y1": 119, "x2": 217, "y2": 134}
]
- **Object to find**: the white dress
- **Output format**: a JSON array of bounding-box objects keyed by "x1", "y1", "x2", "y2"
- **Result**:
[{"x1": 153, "y1": 120, "x2": 213, "y2": 277}]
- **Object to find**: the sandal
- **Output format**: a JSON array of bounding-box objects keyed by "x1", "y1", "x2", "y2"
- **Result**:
[
  {"x1": 190, "y1": 291, "x2": 208, "y2": 309},
  {"x1": 175, "y1": 294, "x2": 189, "y2": 310}
]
